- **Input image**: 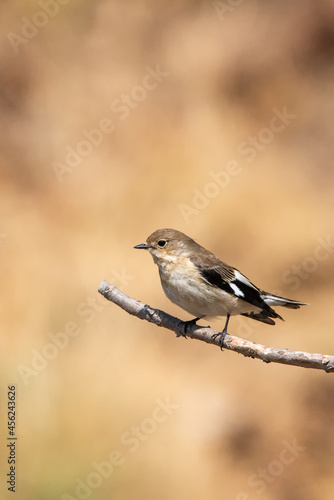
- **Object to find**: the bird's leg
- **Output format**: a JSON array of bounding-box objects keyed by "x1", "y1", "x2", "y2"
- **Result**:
[
  {"x1": 177, "y1": 317, "x2": 200, "y2": 338},
  {"x1": 212, "y1": 313, "x2": 230, "y2": 350}
]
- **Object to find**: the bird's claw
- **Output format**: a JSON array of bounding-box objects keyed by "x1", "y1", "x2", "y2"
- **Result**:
[
  {"x1": 212, "y1": 330, "x2": 227, "y2": 350},
  {"x1": 175, "y1": 322, "x2": 188, "y2": 338},
  {"x1": 177, "y1": 317, "x2": 201, "y2": 338}
]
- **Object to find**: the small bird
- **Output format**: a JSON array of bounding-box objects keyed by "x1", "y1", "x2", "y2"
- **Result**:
[{"x1": 134, "y1": 229, "x2": 308, "y2": 347}]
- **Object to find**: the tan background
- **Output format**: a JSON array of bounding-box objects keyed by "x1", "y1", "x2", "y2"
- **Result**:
[{"x1": 1, "y1": 1, "x2": 334, "y2": 499}]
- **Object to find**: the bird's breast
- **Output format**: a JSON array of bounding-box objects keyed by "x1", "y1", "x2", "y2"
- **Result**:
[
  {"x1": 156, "y1": 257, "x2": 230, "y2": 317},
  {"x1": 155, "y1": 256, "x2": 258, "y2": 318}
]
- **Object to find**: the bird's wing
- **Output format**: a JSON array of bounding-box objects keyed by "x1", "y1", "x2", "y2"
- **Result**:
[
  {"x1": 193, "y1": 257, "x2": 277, "y2": 317},
  {"x1": 240, "y1": 312, "x2": 276, "y2": 325}
]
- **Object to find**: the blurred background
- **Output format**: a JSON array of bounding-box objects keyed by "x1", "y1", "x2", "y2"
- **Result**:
[{"x1": 1, "y1": 0, "x2": 334, "y2": 498}]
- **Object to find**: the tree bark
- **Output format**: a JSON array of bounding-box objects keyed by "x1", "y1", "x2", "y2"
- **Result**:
[{"x1": 98, "y1": 280, "x2": 334, "y2": 373}]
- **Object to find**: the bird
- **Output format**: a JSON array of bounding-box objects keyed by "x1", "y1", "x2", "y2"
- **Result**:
[{"x1": 134, "y1": 228, "x2": 308, "y2": 348}]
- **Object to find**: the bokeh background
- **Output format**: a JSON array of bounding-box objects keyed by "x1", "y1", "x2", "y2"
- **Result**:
[{"x1": 1, "y1": 0, "x2": 334, "y2": 498}]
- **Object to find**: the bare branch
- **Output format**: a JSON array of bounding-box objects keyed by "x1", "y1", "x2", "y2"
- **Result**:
[{"x1": 98, "y1": 280, "x2": 334, "y2": 373}]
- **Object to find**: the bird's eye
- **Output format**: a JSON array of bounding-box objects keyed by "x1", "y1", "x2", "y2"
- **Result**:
[{"x1": 157, "y1": 240, "x2": 167, "y2": 248}]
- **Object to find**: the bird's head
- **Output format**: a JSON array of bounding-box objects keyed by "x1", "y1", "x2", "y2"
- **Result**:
[{"x1": 134, "y1": 228, "x2": 197, "y2": 265}]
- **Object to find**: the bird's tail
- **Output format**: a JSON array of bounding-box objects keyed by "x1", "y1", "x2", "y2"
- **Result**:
[{"x1": 261, "y1": 292, "x2": 308, "y2": 309}]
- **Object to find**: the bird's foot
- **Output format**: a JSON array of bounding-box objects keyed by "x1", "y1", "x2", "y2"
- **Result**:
[
  {"x1": 212, "y1": 329, "x2": 227, "y2": 350},
  {"x1": 212, "y1": 313, "x2": 230, "y2": 350},
  {"x1": 177, "y1": 317, "x2": 201, "y2": 338}
]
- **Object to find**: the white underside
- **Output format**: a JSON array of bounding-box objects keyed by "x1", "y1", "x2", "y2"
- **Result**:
[{"x1": 156, "y1": 256, "x2": 261, "y2": 319}]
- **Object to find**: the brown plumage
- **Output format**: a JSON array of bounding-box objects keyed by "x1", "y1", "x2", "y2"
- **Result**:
[{"x1": 135, "y1": 228, "x2": 308, "y2": 347}]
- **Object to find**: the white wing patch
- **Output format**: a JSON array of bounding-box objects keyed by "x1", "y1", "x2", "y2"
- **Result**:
[
  {"x1": 230, "y1": 282, "x2": 245, "y2": 298},
  {"x1": 234, "y1": 270, "x2": 258, "y2": 290}
]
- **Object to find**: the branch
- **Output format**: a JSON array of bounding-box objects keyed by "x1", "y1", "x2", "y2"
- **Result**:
[{"x1": 98, "y1": 280, "x2": 334, "y2": 373}]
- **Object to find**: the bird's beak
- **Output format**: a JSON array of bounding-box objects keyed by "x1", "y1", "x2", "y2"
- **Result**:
[{"x1": 134, "y1": 243, "x2": 149, "y2": 249}]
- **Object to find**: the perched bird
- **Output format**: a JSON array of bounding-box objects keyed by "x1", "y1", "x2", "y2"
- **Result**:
[{"x1": 134, "y1": 228, "x2": 308, "y2": 347}]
